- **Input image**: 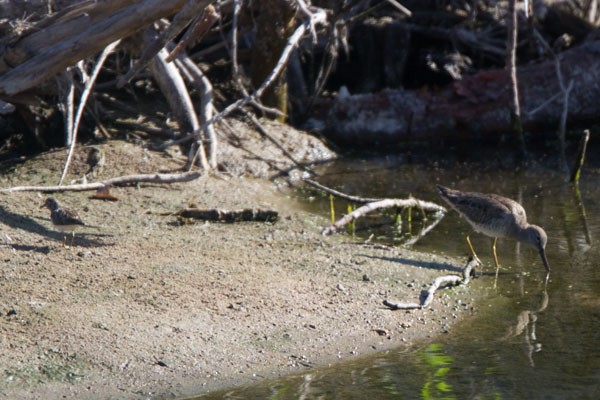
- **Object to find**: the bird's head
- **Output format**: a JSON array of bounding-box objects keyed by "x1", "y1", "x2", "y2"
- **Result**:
[
  {"x1": 41, "y1": 197, "x2": 60, "y2": 211},
  {"x1": 526, "y1": 224, "x2": 551, "y2": 273},
  {"x1": 526, "y1": 225, "x2": 547, "y2": 250}
]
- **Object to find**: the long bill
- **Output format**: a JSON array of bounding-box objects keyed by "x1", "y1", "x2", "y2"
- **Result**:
[{"x1": 539, "y1": 248, "x2": 552, "y2": 273}]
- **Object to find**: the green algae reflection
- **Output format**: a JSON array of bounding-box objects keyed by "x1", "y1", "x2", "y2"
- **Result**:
[{"x1": 420, "y1": 343, "x2": 456, "y2": 400}]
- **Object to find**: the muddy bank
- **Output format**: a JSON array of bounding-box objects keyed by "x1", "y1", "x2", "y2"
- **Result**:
[{"x1": 0, "y1": 140, "x2": 477, "y2": 399}]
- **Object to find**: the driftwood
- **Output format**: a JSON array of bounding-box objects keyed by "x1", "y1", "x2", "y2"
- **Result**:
[
  {"x1": 322, "y1": 198, "x2": 446, "y2": 236},
  {"x1": 0, "y1": 0, "x2": 212, "y2": 98},
  {"x1": 0, "y1": 171, "x2": 202, "y2": 193},
  {"x1": 324, "y1": 37, "x2": 600, "y2": 146},
  {"x1": 303, "y1": 178, "x2": 447, "y2": 237},
  {"x1": 176, "y1": 208, "x2": 279, "y2": 223},
  {"x1": 383, "y1": 257, "x2": 479, "y2": 310}
]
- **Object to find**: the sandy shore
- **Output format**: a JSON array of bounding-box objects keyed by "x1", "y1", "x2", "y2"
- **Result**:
[{"x1": 0, "y1": 140, "x2": 475, "y2": 399}]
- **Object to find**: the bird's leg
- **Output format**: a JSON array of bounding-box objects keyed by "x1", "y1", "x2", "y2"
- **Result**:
[
  {"x1": 465, "y1": 235, "x2": 482, "y2": 265},
  {"x1": 492, "y1": 237, "x2": 500, "y2": 288},
  {"x1": 70, "y1": 232, "x2": 76, "y2": 247}
]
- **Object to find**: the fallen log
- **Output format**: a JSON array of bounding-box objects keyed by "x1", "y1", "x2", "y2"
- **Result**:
[
  {"x1": 324, "y1": 36, "x2": 600, "y2": 147},
  {"x1": 0, "y1": 0, "x2": 214, "y2": 98},
  {"x1": 176, "y1": 208, "x2": 279, "y2": 223}
]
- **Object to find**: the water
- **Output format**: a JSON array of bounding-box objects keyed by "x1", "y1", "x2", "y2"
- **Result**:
[{"x1": 196, "y1": 153, "x2": 600, "y2": 399}]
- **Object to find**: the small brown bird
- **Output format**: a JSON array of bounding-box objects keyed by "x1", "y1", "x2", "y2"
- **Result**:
[
  {"x1": 436, "y1": 185, "x2": 551, "y2": 278},
  {"x1": 85, "y1": 146, "x2": 105, "y2": 178},
  {"x1": 41, "y1": 198, "x2": 89, "y2": 247}
]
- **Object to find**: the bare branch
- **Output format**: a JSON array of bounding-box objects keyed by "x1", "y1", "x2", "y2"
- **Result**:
[
  {"x1": 304, "y1": 178, "x2": 382, "y2": 203},
  {"x1": 383, "y1": 257, "x2": 479, "y2": 310},
  {"x1": 1, "y1": 171, "x2": 202, "y2": 193},
  {"x1": 58, "y1": 39, "x2": 121, "y2": 186},
  {"x1": 205, "y1": 7, "x2": 327, "y2": 126},
  {"x1": 322, "y1": 198, "x2": 446, "y2": 236},
  {"x1": 384, "y1": 0, "x2": 412, "y2": 17}
]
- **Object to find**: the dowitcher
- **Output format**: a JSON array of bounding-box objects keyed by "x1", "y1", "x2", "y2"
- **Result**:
[
  {"x1": 436, "y1": 185, "x2": 551, "y2": 277},
  {"x1": 41, "y1": 197, "x2": 88, "y2": 247}
]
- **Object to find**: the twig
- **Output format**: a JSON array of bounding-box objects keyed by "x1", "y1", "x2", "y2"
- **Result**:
[
  {"x1": 402, "y1": 215, "x2": 444, "y2": 246},
  {"x1": 555, "y1": 54, "x2": 574, "y2": 173},
  {"x1": 204, "y1": 7, "x2": 327, "y2": 127},
  {"x1": 322, "y1": 198, "x2": 446, "y2": 236},
  {"x1": 303, "y1": 178, "x2": 382, "y2": 203},
  {"x1": 58, "y1": 39, "x2": 121, "y2": 186},
  {"x1": 557, "y1": 78, "x2": 574, "y2": 172},
  {"x1": 384, "y1": 0, "x2": 412, "y2": 17},
  {"x1": 571, "y1": 183, "x2": 592, "y2": 245},
  {"x1": 569, "y1": 129, "x2": 590, "y2": 184},
  {"x1": 383, "y1": 257, "x2": 479, "y2": 310},
  {"x1": 527, "y1": 27, "x2": 573, "y2": 174},
  {"x1": 1, "y1": 171, "x2": 202, "y2": 193},
  {"x1": 244, "y1": 110, "x2": 314, "y2": 174},
  {"x1": 506, "y1": 0, "x2": 527, "y2": 158}
]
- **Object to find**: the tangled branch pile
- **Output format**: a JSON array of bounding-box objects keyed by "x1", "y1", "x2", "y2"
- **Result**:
[{"x1": 0, "y1": 0, "x2": 597, "y2": 168}]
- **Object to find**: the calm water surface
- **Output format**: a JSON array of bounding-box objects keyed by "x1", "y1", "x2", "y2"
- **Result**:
[{"x1": 196, "y1": 155, "x2": 600, "y2": 399}]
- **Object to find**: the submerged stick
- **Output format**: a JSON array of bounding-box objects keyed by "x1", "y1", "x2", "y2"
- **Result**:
[{"x1": 569, "y1": 129, "x2": 590, "y2": 184}]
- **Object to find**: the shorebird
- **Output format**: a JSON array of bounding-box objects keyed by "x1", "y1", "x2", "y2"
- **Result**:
[
  {"x1": 85, "y1": 146, "x2": 105, "y2": 178},
  {"x1": 436, "y1": 185, "x2": 551, "y2": 280},
  {"x1": 41, "y1": 197, "x2": 89, "y2": 247}
]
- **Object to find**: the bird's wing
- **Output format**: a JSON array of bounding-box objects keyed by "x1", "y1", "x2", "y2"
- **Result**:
[
  {"x1": 487, "y1": 193, "x2": 527, "y2": 221},
  {"x1": 56, "y1": 208, "x2": 87, "y2": 226},
  {"x1": 445, "y1": 191, "x2": 524, "y2": 230}
]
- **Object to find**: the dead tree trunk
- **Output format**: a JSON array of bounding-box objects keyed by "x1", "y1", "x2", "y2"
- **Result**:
[{"x1": 249, "y1": 0, "x2": 297, "y2": 121}]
